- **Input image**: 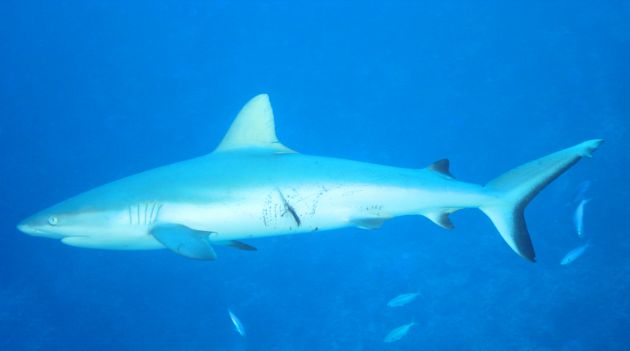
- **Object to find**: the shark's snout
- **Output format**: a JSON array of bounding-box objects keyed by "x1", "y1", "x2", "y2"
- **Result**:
[
  {"x1": 16, "y1": 220, "x2": 32, "y2": 234},
  {"x1": 17, "y1": 217, "x2": 39, "y2": 235},
  {"x1": 17, "y1": 216, "x2": 64, "y2": 239}
]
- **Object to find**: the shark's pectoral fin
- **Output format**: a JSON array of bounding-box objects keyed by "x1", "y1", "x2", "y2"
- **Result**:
[
  {"x1": 217, "y1": 240, "x2": 258, "y2": 251},
  {"x1": 350, "y1": 217, "x2": 390, "y2": 230},
  {"x1": 150, "y1": 224, "x2": 217, "y2": 260}
]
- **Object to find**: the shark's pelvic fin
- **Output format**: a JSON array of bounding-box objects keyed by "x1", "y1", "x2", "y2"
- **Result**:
[
  {"x1": 214, "y1": 94, "x2": 295, "y2": 154},
  {"x1": 150, "y1": 223, "x2": 217, "y2": 260},
  {"x1": 480, "y1": 139, "x2": 603, "y2": 262}
]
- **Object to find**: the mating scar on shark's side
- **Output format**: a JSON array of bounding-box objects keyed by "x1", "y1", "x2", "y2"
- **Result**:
[{"x1": 17, "y1": 94, "x2": 603, "y2": 261}]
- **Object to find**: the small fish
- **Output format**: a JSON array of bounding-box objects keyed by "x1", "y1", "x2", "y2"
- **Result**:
[
  {"x1": 560, "y1": 241, "x2": 591, "y2": 265},
  {"x1": 228, "y1": 309, "x2": 246, "y2": 337},
  {"x1": 387, "y1": 292, "x2": 420, "y2": 307},
  {"x1": 573, "y1": 198, "x2": 591, "y2": 237},
  {"x1": 383, "y1": 322, "x2": 415, "y2": 343}
]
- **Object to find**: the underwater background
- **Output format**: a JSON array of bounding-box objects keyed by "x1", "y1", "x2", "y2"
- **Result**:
[{"x1": 1, "y1": 1, "x2": 629, "y2": 350}]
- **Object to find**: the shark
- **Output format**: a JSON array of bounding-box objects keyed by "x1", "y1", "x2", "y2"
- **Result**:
[{"x1": 17, "y1": 94, "x2": 603, "y2": 261}]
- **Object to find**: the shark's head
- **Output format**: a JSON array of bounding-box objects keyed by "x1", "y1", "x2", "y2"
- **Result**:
[
  {"x1": 17, "y1": 182, "x2": 139, "y2": 242},
  {"x1": 17, "y1": 177, "x2": 163, "y2": 250},
  {"x1": 17, "y1": 194, "x2": 130, "y2": 241}
]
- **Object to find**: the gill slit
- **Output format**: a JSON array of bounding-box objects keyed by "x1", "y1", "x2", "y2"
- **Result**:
[
  {"x1": 148, "y1": 202, "x2": 156, "y2": 225},
  {"x1": 143, "y1": 203, "x2": 149, "y2": 225},
  {"x1": 154, "y1": 203, "x2": 163, "y2": 224}
]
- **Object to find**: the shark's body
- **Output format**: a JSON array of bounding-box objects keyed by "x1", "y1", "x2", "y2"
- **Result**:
[{"x1": 18, "y1": 95, "x2": 603, "y2": 261}]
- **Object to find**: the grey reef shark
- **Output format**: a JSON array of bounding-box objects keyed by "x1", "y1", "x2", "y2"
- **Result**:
[{"x1": 18, "y1": 94, "x2": 603, "y2": 262}]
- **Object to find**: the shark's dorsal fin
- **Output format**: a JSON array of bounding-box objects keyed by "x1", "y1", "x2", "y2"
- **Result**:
[{"x1": 214, "y1": 94, "x2": 295, "y2": 153}]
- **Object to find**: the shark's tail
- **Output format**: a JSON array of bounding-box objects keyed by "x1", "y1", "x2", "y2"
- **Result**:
[{"x1": 480, "y1": 139, "x2": 603, "y2": 262}]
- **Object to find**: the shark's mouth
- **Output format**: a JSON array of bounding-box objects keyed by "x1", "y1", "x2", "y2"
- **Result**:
[
  {"x1": 17, "y1": 223, "x2": 56, "y2": 238},
  {"x1": 16, "y1": 221, "x2": 86, "y2": 240}
]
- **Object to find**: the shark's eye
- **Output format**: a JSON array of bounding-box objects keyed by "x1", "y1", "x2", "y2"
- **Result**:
[{"x1": 48, "y1": 216, "x2": 59, "y2": 226}]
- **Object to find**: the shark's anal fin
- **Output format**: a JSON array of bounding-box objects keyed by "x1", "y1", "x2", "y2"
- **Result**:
[
  {"x1": 424, "y1": 211, "x2": 455, "y2": 229},
  {"x1": 150, "y1": 224, "x2": 217, "y2": 260},
  {"x1": 350, "y1": 217, "x2": 389, "y2": 230},
  {"x1": 217, "y1": 240, "x2": 258, "y2": 251}
]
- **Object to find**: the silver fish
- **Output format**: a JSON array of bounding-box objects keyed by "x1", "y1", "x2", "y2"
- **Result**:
[
  {"x1": 228, "y1": 309, "x2": 246, "y2": 336},
  {"x1": 384, "y1": 322, "x2": 415, "y2": 343},
  {"x1": 560, "y1": 241, "x2": 591, "y2": 265},
  {"x1": 573, "y1": 198, "x2": 591, "y2": 237},
  {"x1": 387, "y1": 292, "x2": 420, "y2": 307}
]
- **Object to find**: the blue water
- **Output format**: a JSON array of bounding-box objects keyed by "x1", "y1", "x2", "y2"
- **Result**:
[{"x1": 1, "y1": 1, "x2": 628, "y2": 350}]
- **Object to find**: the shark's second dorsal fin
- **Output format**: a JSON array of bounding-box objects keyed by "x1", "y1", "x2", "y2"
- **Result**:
[
  {"x1": 214, "y1": 94, "x2": 295, "y2": 153},
  {"x1": 428, "y1": 159, "x2": 454, "y2": 178}
]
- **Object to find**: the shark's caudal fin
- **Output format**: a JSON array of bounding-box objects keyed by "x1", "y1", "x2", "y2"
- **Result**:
[{"x1": 480, "y1": 139, "x2": 603, "y2": 262}]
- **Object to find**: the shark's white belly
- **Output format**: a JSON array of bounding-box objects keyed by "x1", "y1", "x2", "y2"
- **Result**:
[{"x1": 156, "y1": 179, "x2": 474, "y2": 242}]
